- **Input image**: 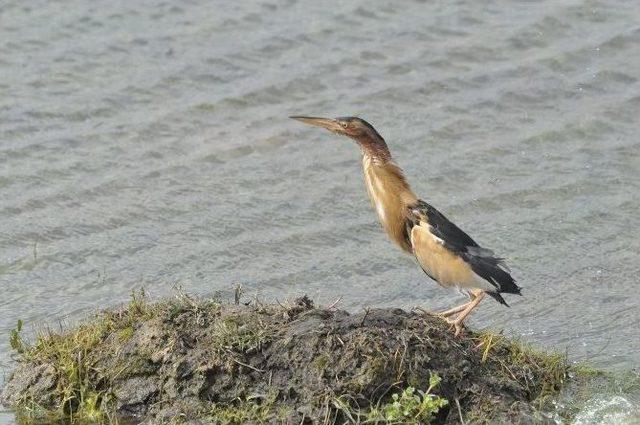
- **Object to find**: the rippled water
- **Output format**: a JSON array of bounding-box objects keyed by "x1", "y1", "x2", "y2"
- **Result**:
[{"x1": 2, "y1": 0, "x2": 640, "y2": 422}]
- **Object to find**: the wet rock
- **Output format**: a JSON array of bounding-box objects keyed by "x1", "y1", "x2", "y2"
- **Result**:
[
  {"x1": 114, "y1": 375, "x2": 159, "y2": 415},
  {"x1": 0, "y1": 363, "x2": 56, "y2": 407}
]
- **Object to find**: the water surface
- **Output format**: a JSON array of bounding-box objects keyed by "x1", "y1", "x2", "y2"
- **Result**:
[{"x1": 2, "y1": 0, "x2": 640, "y2": 422}]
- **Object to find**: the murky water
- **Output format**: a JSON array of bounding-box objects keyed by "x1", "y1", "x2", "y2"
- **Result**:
[{"x1": 1, "y1": 0, "x2": 639, "y2": 422}]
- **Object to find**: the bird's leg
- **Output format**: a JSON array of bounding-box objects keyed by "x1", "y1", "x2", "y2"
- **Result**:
[
  {"x1": 436, "y1": 292, "x2": 477, "y2": 318},
  {"x1": 437, "y1": 302, "x2": 471, "y2": 318},
  {"x1": 414, "y1": 291, "x2": 478, "y2": 318},
  {"x1": 446, "y1": 291, "x2": 486, "y2": 336}
]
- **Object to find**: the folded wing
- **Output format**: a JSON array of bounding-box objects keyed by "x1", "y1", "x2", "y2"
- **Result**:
[{"x1": 406, "y1": 200, "x2": 521, "y2": 305}]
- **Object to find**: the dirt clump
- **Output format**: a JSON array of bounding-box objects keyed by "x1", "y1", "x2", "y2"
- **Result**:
[{"x1": 1, "y1": 292, "x2": 567, "y2": 424}]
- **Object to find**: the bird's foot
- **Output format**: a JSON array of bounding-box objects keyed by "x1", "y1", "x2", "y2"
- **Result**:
[
  {"x1": 445, "y1": 317, "x2": 465, "y2": 337},
  {"x1": 414, "y1": 305, "x2": 470, "y2": 337},
  {"x1": 442, "y1": 292, "x2": 486, "y2": 337}
]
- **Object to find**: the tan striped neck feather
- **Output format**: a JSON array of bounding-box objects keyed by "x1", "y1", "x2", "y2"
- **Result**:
[{"x1": 362, "y1": 153, "x2": 418, "y2": 253}]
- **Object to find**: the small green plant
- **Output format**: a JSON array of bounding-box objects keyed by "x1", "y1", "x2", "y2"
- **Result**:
[
  {"x1": 10, "y1": 319, "x2": 25, "y2": 354},
  {"x1": 206, "y1": 392, "x2": 288, "y2": 424},
  {"x1": 369, "y1": 374, "x2": 448, "y2": 424}
]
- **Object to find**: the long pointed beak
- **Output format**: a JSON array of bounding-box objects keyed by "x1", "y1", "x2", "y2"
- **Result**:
[{"x1": 290, "y1": 116, "x2": 342, "y2": 132}]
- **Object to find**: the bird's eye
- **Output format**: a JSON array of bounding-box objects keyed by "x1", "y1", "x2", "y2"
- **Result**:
[{"x1": 341, "y1": 122, "x2": 348, "y2": 128}]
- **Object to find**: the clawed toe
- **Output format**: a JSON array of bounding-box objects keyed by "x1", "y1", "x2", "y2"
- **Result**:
[
  {"x1": 444, "y1": 317, "x2": 465, "y2": 337},
  {"x1": 453, "y1": 324, "x2": 464, "y2": 337},
  {"x1": 415, "y1": 306, "x2": 466, "y2": 336},
  {"x1": 415, "y1": 294, "x2": 485, "y2": 338}
]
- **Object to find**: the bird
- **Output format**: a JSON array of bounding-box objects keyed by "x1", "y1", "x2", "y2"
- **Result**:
[{"x1": 290, "y1": 116, "x2": 521, "y2": 336}]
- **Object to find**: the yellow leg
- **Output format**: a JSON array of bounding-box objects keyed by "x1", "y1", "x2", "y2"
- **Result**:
[
  {"x1": 414, "y1": 300, "x2": 470, "y2": 317},
  {"x1": 436, "y1": 291, "x2": 478, "y2": 318},
  {"x1": 446, "y1": 292, "x2": 486, "y2": 336},
  {"x1": 415, "y1": 291, "x2": 478, "y2": 318},
  {"x1": 437, "y1": 301, "x2": 471, "y2": 318}
]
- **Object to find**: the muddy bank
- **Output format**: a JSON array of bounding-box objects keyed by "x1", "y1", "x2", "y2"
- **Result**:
[{"x1": 2, "y1": 292, "x2": 571, "y2": 424}]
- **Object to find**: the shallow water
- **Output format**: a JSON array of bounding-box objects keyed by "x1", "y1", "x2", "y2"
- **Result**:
[{"x1": 1, "y1": 0, "x2": 639, "y2": 422}]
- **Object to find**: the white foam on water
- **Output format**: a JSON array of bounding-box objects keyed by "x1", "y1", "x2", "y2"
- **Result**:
[{"x1": 573, "y1": 395, "x2": 640, "y2": 425}]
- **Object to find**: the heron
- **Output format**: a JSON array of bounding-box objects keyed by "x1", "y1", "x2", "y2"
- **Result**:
[{"x1": 290, "y1": 116, "x2": 521, "y2": 336}]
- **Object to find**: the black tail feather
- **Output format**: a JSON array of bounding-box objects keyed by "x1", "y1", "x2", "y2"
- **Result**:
[
  {"x1": 487, "y1": 291, "x2": 509, "y2": 306},
  {"x1": 465, "y1": 254, "x2": 521, "y2": 305}
]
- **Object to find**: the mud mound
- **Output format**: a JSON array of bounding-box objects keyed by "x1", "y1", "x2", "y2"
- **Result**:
[{"x1": 2, "y1": 293, "x2": 567, "y2": 424}]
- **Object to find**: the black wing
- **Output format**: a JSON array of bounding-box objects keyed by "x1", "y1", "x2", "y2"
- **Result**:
[{"x1": 407, "y1": 200, "x2": 521, "y2": 304}]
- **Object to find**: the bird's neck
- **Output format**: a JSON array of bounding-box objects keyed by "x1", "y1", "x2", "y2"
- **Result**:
[
  {"x1": 362, "y1": 152, "x2": 418, "y2": 253},
  {"x1": 355, "y1": 134, "x2": 391, "y2": 162}
]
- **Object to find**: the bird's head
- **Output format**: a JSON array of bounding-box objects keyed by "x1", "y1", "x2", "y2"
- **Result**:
[{"x1": 290, "y1": 116, "x2": 386, "y2": 147}]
